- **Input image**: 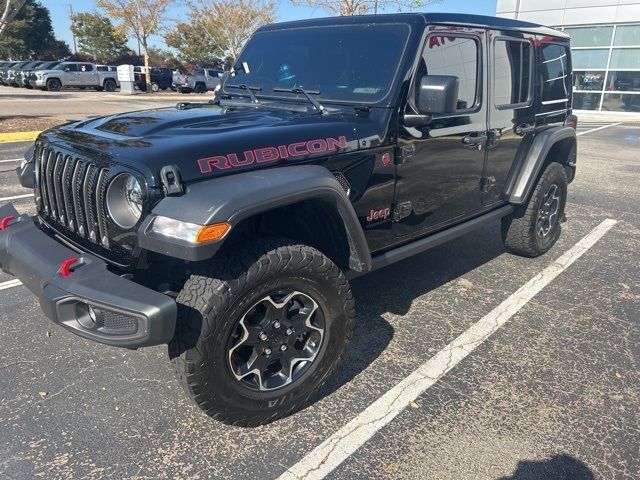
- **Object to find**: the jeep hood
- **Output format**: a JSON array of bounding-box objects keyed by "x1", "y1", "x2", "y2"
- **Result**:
[{"x1": 41, "y1": 104, "x2": 391, "y2": 186}]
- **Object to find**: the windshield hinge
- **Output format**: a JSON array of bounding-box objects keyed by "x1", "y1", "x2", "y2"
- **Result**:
[{"x1": 160, "y1": 165, "x2": 184, "y2": 196}]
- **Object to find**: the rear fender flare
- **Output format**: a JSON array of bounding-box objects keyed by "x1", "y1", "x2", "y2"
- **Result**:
[
  {"x1": 504, "y1": 126, "x2": 576, "y2": 204},
  {"x1": 138, "y1": 165, "x2": 372, "y2": 273}
]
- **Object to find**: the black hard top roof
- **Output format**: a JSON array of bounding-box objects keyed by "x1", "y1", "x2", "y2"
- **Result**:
[{"x1": 258, "y1": 12, "x2": 569, "y2": 40}]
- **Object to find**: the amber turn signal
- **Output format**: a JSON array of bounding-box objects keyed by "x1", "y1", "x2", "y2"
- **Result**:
[{"x1": 195, "y1": 222, "x2": 231, "y2": 243}]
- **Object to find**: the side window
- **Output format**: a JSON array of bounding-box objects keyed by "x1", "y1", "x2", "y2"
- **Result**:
[
  {"x1": 540, "y1": 43, "x2": 571, "y2": 104},
  {"x1": 80, "y1": 64, "x2": 93, "y2": 72},
  {"x1": 493, "y1": 39, "x2": 532, "y2": 109},
  {"x1": 421, "y1": 35, "x2": 479, "y2": 111},
  {"x1": 195, "y1": 69, "x2": 205, "y2": 76},
  {"x1": 64, "y1": 64, "x2": 78, "y2": 72}
]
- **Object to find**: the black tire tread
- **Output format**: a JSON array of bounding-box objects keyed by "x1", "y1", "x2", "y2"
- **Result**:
[
  {"x1": 169, "y1": 236, "x2": 354, "y2": 427},
  {"x1": 502, "y1": 162, "x2": 567, "y2": 257}
]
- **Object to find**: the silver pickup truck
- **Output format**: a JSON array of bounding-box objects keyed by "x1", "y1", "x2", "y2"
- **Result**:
[
  {"x1": 32, "y1": 62, "x2": 120, "y2": 92},
  {"x1": 172, "y1": 68, "x2": 224, "y2": 93}
]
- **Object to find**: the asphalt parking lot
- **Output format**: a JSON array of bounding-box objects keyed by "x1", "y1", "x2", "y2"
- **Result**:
[{"x1": 0, "y1": 121, "x2": 639, "y2": 479}]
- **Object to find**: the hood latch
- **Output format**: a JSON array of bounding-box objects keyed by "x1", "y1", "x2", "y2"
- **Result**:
[{"x1": 160, "y1": 165, "x2": 184, "y2": 196}]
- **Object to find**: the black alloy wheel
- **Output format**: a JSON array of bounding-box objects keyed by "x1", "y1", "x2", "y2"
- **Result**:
[{"x1": 227, "y1": 290, "x2": 325, "y2": 392}]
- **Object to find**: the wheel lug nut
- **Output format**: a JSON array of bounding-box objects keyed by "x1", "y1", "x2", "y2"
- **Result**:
[
  {"x1": 264, "y1": 348, "x2": 272, "y2": 355},
  {"x1": 285, "y1": 328, "x2": 293, "y2": 335},
  {"x1": 259, "y1": 332, "x2": 268, "y2": 341},
  {"x1": 273, "y1": 321, "x2": 281, "y2": 329},
  {"x1": 280, "y1": 344, "x2": 287, "y2": 352}
]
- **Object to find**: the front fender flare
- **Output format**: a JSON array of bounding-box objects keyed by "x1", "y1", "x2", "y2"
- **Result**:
[{"x1": 138, "y1": 165, "x2": 372, "y2": 272}]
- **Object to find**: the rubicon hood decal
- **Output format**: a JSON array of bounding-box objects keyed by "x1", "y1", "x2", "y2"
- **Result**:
[{"x1": 197, "y1": 135, "x2": 349, "y2": 173}]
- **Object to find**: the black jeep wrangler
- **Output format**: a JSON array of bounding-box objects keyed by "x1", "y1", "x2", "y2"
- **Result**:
[{"x1": 1, "y1": 13, "x2": 576, "y2": 426}]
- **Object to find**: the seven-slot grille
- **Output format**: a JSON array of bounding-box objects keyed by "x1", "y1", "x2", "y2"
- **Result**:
[{"x1": 34, "y1": 141, "x2": 111, "y2": 248}]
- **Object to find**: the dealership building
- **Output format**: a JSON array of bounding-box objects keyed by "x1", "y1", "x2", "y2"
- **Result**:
[{"x1": 496, "y1": 1, "x2": 640, "y2": 114}]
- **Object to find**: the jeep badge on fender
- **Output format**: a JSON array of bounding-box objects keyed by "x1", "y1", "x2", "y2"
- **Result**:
[{"x1": 1, "y1": 13, "x2": 576, "y2": 427}]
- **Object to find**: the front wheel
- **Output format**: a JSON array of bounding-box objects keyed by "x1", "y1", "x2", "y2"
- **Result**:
[
  {"x1": 169, "y1": 237, "x2": 355, "y2": 426},
  {"x1": 150, "y1": 82, "x2": 159, "y2": 93},
  {"x1": 502, "y1": 162, "x2": 567, "y2": 257},
  {"x1": 46, "y1": 78, "x2": 61, "y2": 92}
]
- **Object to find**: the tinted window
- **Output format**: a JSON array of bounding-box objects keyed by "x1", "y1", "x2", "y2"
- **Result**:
[
  {"x1": 564, "y1": 26, "x2": 613, "y2": 47},
  {"x1": 57, "y1": 63, "x2": 78, "y2": 72},
  {"x1": 96, "y1": 66, "x2": 108, "y2": 71},
  {"x1": 228, "y1": 24, "x2": 410, "y2": 103},
  {"x1": 540, "y1": 44, "x2": 571, "y2": 103},
  {"x1": 79, "y1": 64, "x2": 93, "y2": 72},
  {"x1": 493, "y1": 39, "x2": 532, "y2": 108},
  {"x1": 195, "y1": 69, "x2": 205, "y2": 75},
  {"x1": 421, "y1": 35, "x2": 479, "y2": 111}
]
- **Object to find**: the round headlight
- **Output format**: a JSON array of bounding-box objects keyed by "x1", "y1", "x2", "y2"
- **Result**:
[{"x1": 106, "y1": 173, "x2": 143, "y2": 229}]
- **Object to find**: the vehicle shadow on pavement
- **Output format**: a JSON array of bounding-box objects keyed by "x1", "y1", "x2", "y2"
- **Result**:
[
  {"x1": 316, "y1": 223, "x2": 506, "y2": 403},
  {"x1": 497, "y1": 453, "x2": 595, "y2": 480},
  {"x1": 0, "y1": 93, "x2": 74, "y2": 100}
]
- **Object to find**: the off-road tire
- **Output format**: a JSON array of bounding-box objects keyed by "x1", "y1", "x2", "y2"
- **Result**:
[
  {"x1": 169, "y1": 237, "x2": 355, "y2": 426},
  {"x1": 502, "y1": 162, "x2": 567, "y2": 257},
  {"x1": 46, "y1": 78, "x2": 61, "y2": 91}
]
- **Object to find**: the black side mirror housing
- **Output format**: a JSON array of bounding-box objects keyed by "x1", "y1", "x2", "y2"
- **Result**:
[{"x1": 417, "y1": 75, "x2": 460, "y2": 115}]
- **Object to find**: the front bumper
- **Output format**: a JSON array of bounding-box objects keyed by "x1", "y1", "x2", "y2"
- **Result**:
[
  {"x1": 0, "y1": 203, "x2": 176, "y2": 348},
  {"x1": 33, "y1": 78, "x2": 46, "y2": 87}
]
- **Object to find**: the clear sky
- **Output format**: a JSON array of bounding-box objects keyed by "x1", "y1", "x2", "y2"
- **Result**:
[{"x1": 43, "y1": 0, "x2": 497, "y2": 53}]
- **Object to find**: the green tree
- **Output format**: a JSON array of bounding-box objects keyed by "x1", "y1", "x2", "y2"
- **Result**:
[
  {"x1": 0, "y1": 0, "x2": 27, "y2": 35},
  {"x1": 164, "y1": 22, "x2": 221, "y2": 67},
  {"x1": 70, "y1": 11, "x2": 130, "y2": 64},
  {"x1": 291, "y1": 0, "x2": 441, "y2": 16},
  {"x1": 97, "y1": 0, "x2": 172, "y2": 89},
  {"x1": 0, "y1": 0, "x2": 71, "y2": 59}
]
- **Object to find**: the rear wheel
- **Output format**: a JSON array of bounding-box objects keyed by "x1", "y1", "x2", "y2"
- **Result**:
[
  {"x1": 150, "y1": 82, "x2": 160, "y2": 93},
  {"x1": 103, "y1": 79, "x2": 117, "y2": 92},
  {"x1": 46, "y1": 78, "x2": 61, "y2": 92},
  {"x1": 194, "y1": 82, "x2": 206, "y2": 94},
  {"x1": 169, "y1": 237, "x2": 354, "y2": 426},
  {"x1": 502, "y1": 162, "x2": 567, "y2": 257}
]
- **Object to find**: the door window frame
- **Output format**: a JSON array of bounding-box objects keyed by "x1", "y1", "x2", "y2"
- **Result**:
[
  {"x1": 492, "y1": 36, "x2": 534, "y2": 110},
  {"x1": 407, "y1": 29, "x2": 485, "y2": 119}
]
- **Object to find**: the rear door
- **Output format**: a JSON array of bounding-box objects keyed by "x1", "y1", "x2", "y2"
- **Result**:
[
  {"x1": 483, "y1": 30, "x2": 536, "y2": 206},
  {"x1": 393, "y1": 27, "x2": 489, "y2": 237},
  {"x1": 77, "y1": 63, "x2": 98, "y2": 86}
]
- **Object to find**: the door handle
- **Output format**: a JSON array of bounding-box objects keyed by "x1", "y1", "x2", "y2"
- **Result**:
[{"x1": 462, "y1": 133, "x2": 488, "y2": 148}]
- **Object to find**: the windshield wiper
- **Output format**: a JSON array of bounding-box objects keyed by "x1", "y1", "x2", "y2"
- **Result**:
[
  {"x1": 273, "y1": 86, "x2": 325, "y2": 114},
  {"x1": 226, "y1": 84, "x2": 261, "y2": 104}
]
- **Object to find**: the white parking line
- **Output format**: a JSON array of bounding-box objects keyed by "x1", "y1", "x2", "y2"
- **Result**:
[
  {"x1": 279, "y1": 218, "x2": 617, "y2": 480},
  {"x1": 0, "y1": 279, "x2": 22, "y2": 291},
  {"x1": 0, "y1": 158, "x2": 22, "y2": 164},
  {"x1": 0, "y1": 193, "x2": 33, "y2": 202},
  {"x1": 577, "y1": 122, "x2": 622, "y2": 136}
]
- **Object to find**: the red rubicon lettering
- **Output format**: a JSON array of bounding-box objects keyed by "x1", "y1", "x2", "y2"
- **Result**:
[
  {"x1": 198, "y1": 156, "x2": 231, "y2": 173},
  {"x1": 197, "y1": 135, "x2": 349, "y2": 173}
]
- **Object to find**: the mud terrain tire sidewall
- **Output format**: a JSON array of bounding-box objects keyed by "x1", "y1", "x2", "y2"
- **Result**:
[
  {"x1": 502, "y1": 162, "x2": 567, "y2": 257},
  {"x1": 169, "y1": 237, "x2": 355, "y2": 426}
]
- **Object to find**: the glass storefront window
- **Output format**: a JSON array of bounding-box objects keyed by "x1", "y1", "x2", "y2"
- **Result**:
[
  {"x1": 602, "y1": 93, "x2": 640, "y2": 112},
  {"x1": 609, "y1": 49, "x2": 640, "y2": 69},
  {"x1": 565, "y1": 26, "x2": 613, "y2": 47},
  {"x1": 572, "y1": 49, "x2": 610, "y2": 69},
  {"x1": 573, "y1": 71, "x2": 605, "y2": 91},
  {"x1": 573, "y1": 92, "x2": 602, "y2": 110},
  {"x1": 605, "y1": 71, "x2": 640, "y2": 92},
  {"x1": 614, "y1": 25, "x2": 640, "y2": 46}
]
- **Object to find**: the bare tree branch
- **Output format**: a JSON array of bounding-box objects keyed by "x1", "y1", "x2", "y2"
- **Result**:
[
  {"x1": 291, "y1": 0, "x2": 441, "y2": 16},
  {"x1": 0, "y1": 0, "x2": 27, "y2": 36}
]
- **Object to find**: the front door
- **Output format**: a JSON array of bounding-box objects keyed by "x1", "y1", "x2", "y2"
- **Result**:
[
  {"x1": 483, "y1": 30, "x2": 536, "y2": 206},
  {"x1": 394, "y1": 28, "x2": 488, "y2": 237}
]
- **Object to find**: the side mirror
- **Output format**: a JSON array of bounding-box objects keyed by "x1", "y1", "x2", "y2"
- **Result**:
[{"x1": 417, "y1": 75, "x2": 459, "y2": 115}]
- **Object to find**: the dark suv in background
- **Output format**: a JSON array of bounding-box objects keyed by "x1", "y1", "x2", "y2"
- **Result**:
[{"x1": 134, "y1": 66, "x2": 173, "y2": 92}]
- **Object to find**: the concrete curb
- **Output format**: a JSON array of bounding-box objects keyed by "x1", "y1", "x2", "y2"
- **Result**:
[{"x1": 0, "y1": 131, "x2": 41, "y2": 144}]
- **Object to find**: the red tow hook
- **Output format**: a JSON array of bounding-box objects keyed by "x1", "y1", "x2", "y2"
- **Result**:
[
  {"x1": 1, "y1": 215, "x2": 15, "y2": 231},
  {"x1": 59, "y1": 257, "x2": 80, "y2": 278}
]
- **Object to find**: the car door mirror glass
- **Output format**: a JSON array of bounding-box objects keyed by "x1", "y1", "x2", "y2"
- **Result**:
[{"x1": 417, "y1": 75, "x2": 460, "y2": 115}]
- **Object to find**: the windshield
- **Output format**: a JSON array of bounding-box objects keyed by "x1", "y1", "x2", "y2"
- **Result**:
[{"x1": 225, "y1": 24, "x2": 410, "y2": 104}]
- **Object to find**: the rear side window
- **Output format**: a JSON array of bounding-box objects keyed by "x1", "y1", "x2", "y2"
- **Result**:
[
  {"x1": 421, "y1": 35, "x2": 479, "y2": 111},
  {"x1": 195, "y1": 69, "x2": 205, "y2": 76},
  {"x1": 493, "y1": 39, "x2": 532, "y2": 109},
  {"x1": 79, "y1": 64, "x2": 93, "y2": 72},
  {"x1": 540, "y1": 43, "x2": 571, "y2": 104}
]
